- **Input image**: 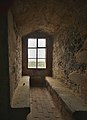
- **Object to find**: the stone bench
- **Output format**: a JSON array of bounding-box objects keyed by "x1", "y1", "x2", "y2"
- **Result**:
[
  {"x1": 10, "y1": 76, "x2": 30, "y2": 120},
  {"x1": 45, "y1": 76, "x2": 87, "y2": 120}
]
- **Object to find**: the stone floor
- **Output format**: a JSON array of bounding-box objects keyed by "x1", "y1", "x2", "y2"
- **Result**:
[{"x1": 27, "y1": 87, "x2": 64, "y2": 120}]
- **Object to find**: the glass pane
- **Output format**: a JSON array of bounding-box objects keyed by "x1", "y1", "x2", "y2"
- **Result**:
[
  {"x1": 38, "y1": 49, "x2": 46, "y2": 58},
  {"x1": 28, "y1": 38, "x2": 37, "y2": 47},
  {"x1": 38, "y1": 59, "x2": 46, "y2": 68},
  {"x1": 28, "y1": 59, "x2": 36, "y2": 68},
  {"x1": 38, "y1": 38, "x2": 46, "y2": 47},
  {"x1": 28, "y1": 49, "x2": 36, "y2": 58}
]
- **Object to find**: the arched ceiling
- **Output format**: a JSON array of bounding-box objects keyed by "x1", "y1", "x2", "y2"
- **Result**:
[{"x1": 11, "y1": 0, "x2": 87, "y2": 36}]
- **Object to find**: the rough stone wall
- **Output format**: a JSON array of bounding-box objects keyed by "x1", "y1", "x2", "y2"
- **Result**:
[
  {"x1": 11, "y1": 0, "x2": 87, "y2": 36},
  {"x1": 8, "y1": 10, "x2": 22, "y2": 101},
  {"x1": 10, "y1": 0, "x2": 87, "y2": 103},
  {"x1": 53, "y1": 24, "x2": 87, "y2": 103}
]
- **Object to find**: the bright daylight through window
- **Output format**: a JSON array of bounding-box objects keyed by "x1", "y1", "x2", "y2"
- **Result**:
[{"x1": 28, "y1": 38, "x2": 46, "y2": 69}]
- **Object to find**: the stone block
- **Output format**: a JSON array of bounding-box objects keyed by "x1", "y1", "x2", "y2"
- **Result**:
[
  {"x1": 75, "y1": 50, "x2": 87, "y2": 63},
  {"x1": 69, "y1": 71, "x2": 87, "y2": 84}
]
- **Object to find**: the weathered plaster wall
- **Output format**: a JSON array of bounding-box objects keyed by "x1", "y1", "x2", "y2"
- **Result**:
[
  {"x1": 8, "y1": 10, "x2": 22, "y2": 101},
  {"x1": 53, "y1": 24, "x2": 87, "y2": 103}
]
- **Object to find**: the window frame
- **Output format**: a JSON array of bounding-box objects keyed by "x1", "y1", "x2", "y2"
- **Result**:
[{"x1": 27, "y1": 38, "x2": 47, "y2": 69}]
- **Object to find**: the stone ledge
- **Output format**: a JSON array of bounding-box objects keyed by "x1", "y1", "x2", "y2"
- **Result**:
[
  {"x1": 45, "y1": 76, "x2": 87, "y2": 120},
  {"x1": 11, "y1": 76, "x2": 30, "y2": 108},
  {"x1": 10, "y1": 76, "x2": 30, "y2": 120}
]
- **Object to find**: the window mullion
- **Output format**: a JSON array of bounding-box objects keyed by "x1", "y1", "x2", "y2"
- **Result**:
[{"x1": 36, "y1": 38, "x2": 38, "y2": 68}]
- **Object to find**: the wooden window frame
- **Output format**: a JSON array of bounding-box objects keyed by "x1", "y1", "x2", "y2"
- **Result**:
[{"x1": 27, "y1": 38, "x2": 47, "y2": 69}]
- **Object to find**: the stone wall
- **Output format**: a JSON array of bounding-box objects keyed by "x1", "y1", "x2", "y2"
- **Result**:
[
  {"x1": 8, "y1": 10, "x2": 22, "y2": 101},
  {"x1": 53, "y1": 24, "x2": 87, "y2": 103},
  {"x1": 11, "y1": 0, "x2": 87, "y2": 36},
  {"x1": 9, "y1": 0, "x2": 87, "y2": 103}
]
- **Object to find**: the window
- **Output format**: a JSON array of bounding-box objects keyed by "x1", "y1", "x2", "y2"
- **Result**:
[{"x1": 28, "y1": 38, "x2": 46, "y2": 69}]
